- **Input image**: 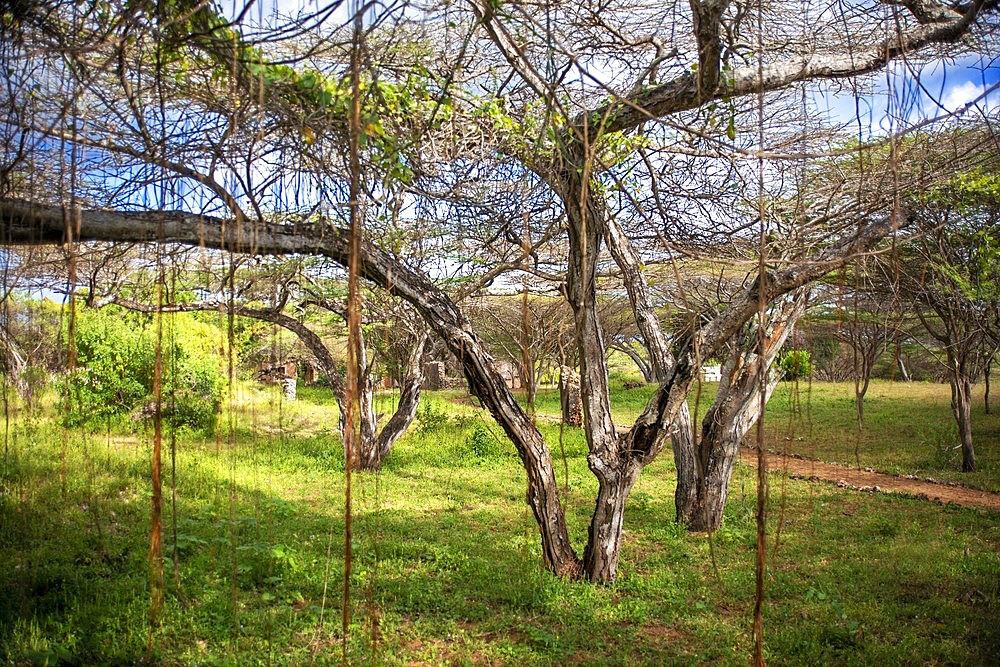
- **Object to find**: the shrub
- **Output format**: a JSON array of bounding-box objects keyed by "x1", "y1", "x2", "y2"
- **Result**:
[
  {"x1": 462, "y1": 423, "x2": 512, "y2": 464},
  {"x1": 417, "y1": 399, "x2": 450, "y2": 433},
  {"x1": 62, "y1": 307, "x2": 225, "y2": 431},
  {"x1": 780, "y1": 349, "x2": 813, "y2": 381}
]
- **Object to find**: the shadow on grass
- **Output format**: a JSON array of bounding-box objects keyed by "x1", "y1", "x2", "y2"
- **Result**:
[{"x1": 1, "y1": 416, "x2": 999, "y2": 666}]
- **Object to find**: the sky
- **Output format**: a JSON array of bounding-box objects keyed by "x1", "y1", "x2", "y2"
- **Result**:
[
  {"x1": 814, "y1": 55, "x2": 1000, "y2": 137},
  {"x1": 226, "y1": 0, "x2": 998, "y2": 135}
]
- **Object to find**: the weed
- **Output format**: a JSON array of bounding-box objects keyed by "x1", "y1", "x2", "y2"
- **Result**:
[
  {"x1": 1, "y1": 383, "x2": 998, "y2": 665},
  {"x1": 630, "y1": 490, "x2": 653, "y2": 512},
  {"x1": 920, "y1": 423, "x2": 962, "y2": 469},
  {"x1": 417, "y1": 399, "x2": 450, "y2": 433}
]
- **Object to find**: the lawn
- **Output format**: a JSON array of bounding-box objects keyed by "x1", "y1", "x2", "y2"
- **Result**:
[
  {"x1": 0, "y1": 382, "x2": 997, "y2": 665},
  {"x1": 524, "y1": 378, "x2": 1000, "y2": 492}
]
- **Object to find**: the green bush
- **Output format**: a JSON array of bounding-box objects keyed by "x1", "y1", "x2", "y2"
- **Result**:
[
  {"x1": 780, "y1": 349, "x2": 813, "y2": 381},
  {"x1": 461, "y1": 423, "x2": 512, "y2": 464},
  {"x1": 61, "y1": 307, "x2": 224, "y2": 431},
  {"x1": 417, "y1": 399, "x2": 451, "y2": 433}
]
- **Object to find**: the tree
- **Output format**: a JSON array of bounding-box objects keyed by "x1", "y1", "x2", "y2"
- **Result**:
[
  {"x1": 2, "y1": 0, "x2": 997, "y2": 585},
  {"x1": 820, "y1": 280, "x2": 905, "y2": 425},
  {"x1": 883, "y1": 165, "x2": 1000, "y2": 472},
  {"x1": 103, "y1": 252, "x2": 431, "y2": 470},
  {"x1": 468, "y1": 292, "x2": 572, "y2": 407}
]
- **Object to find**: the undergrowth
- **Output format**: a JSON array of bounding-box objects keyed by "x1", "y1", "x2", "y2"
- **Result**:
[{"x1": 0, "y1": 382, "x2": 997, "y2": 665}]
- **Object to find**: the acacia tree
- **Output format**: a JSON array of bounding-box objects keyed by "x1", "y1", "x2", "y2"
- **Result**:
[
  {"x1": 97, "y1": 250, "x2": 431, "y2": 470},
  {"x1": 882, "y1": 166, "x2": 1000, "y2": 472},
  {"x1": 821, "y1": 281, "x2": 905, "y2": 425},
  {"x1": 2, "y1": 0, "x2": 998, "y2": 583},
  {"x1": 468, "y1": 292, "x2": 571, "y2": 405}
]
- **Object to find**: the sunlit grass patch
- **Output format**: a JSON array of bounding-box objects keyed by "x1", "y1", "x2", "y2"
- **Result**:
[{"x1": 1, "y1": 381, "x2": 998, "y2": 665}]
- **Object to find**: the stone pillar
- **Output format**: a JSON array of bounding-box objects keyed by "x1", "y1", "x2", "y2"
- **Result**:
[
  {"x1": 423, "y1": 361, "x2": 446, "y2": 390},
  {"x1": 558, "y1": 365, "x2": 582, "y2": 427},
  {"x1": 282, "y1": 377, "x2": 297, "y2": 402},
  {"x1": 303, "y1": 362, "x2": 318, "y2": 385}
]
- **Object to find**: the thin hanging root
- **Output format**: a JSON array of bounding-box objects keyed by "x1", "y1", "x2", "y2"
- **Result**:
[
  {"x1": 752, "y1": 1, "x2": 768, "y2": 662},
  {"x1": 149, "y1": 254, "x2": 165, "y2": 634},
  {"x1": 340, "y1": 4, "x2": 367, "y2": 663}
]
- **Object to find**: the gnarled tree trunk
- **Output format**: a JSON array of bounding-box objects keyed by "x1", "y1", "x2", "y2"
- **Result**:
[
  {"x1": 675, "y1": 290, "x2": 808, "y2": 532},
  {"x1": 947, "y1": 350, "x2": 976, "y2": 472}
]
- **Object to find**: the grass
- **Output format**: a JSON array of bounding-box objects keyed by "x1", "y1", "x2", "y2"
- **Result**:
[
  {"x1": 0, "y1": 382, "x2": 998, "y2": 665},
  {"x1": 525, "y1": 378, "x2": 1000, "y2": 492}
]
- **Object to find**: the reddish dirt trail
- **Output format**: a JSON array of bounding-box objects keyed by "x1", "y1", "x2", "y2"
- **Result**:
[
  {"x1": 738, "y1": 447, "x2": 1000, "y2": 512},
  {"x1": 491, "y1": 409, "x2": 999, "y2": 512}
]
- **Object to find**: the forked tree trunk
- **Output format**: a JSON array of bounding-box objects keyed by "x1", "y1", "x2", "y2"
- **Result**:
[
  {"x1": 358, "y1": 330, "x2": 428, "y2": 470},
  {"x1": 109, "y1": 295, "x2": 425, "y2": 471},
  {"x1": 675, "y1": 291, "x2": 807, "y2": 532},
  {"x1": 678, "y1": 364, "x2": 778, "y2": 532},
  {"x1": 946, "y1": 349, "x2": 977, "y2": 472}
]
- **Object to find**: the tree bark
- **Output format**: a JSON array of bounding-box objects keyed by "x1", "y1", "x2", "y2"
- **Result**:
[
  {"x1": 584, "y1": 461, "x2": 643, "y2": 582},
  {"x1": 676, "y1": 290, "x2": 808, "y2": 532},
  {"x1": 948, "y1": 352, "x2": 977, "y2": 472}
]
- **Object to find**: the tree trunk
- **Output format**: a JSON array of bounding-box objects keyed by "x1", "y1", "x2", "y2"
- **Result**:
[
  {"x1": 679, "y1": 368, "x2": 776, "y2": 532},
  {"x1": 616, "y1": 344, "x2": 655, "y2": 383},
  {"x1": 895, "y1": 336, "x2": 911, "y2": 382},
  {"x1": 855, "y1": 391, "x2": 865, "y2": 426},
  {"x1": 354, "y1": 345, "x2": 377, "y2": 469},
  {"x1": 946, "y1": 349, "x2": 976, "y2": 472},
  {"x1": 583, "y1": 461, "x2": 642, "y2": 582},
  {"x1": 679, "y1": 407, "x2": 739, "y2": 532},
  {"x1": 559, "y1": 157, "x2": 626, "y2": 582},
  {"x1": 675, "y1": 290, "x2": 808, "y2": 532},
  {"x1": 670, "y1": 402, "x2": 699, "y2": 524},
  {"x1": 671, "y1": 401, "x2": 701, "y2": 524},
  {"x1": 952, "y1": 372, "x2": 976, "y2": 472},
  {"x1": 359, "y1": 331, "x2": 428, "y2": 470}
]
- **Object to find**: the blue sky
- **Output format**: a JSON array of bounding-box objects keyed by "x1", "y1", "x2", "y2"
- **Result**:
[{"x1": 813, "y1": 56, "x2": 1000, "y2": 136}]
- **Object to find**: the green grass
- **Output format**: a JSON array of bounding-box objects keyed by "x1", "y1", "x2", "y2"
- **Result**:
[
  {"x1": 523, "y1": 378, "x2": 1000, "y2": 492},
  {"x1": 1, "y1": 382, "x2": 998, "y2": 665}
]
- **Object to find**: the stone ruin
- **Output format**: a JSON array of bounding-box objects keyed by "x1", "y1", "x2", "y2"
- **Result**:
[{"x1": 558, "y1": 365, "x2": 582, "y2": 427}]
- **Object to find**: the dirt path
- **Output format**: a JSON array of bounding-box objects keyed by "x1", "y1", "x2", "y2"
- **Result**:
[
  {"x1": 738, "y1": 447, "x2": 1000, "y2": 512},
  {"x1": 463, "y1": 405, "x2": 1000, "y2": 512}
]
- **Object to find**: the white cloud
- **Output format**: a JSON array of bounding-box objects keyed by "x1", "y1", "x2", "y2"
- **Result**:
[{"x1": 940, "y1": 80, "x2": 988, "y2": 112}]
